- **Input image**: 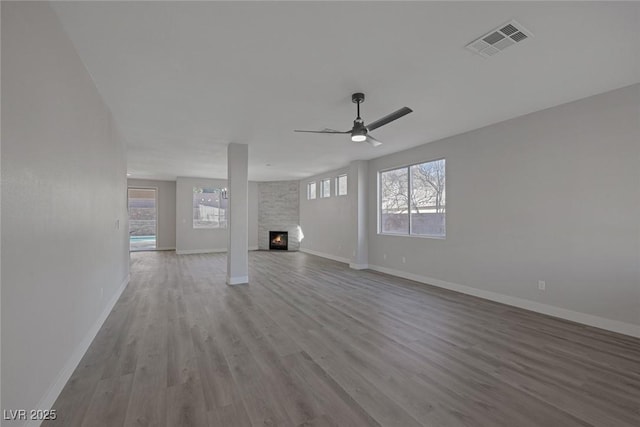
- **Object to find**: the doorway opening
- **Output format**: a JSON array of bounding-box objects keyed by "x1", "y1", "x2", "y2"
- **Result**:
[{"x1": 128, "y1": 187, "x2": 157, "y2": 251}]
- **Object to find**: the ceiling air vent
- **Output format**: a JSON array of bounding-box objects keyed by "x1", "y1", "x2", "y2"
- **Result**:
[{"x1": 466, "y1": 20, "x2": 533, "y2": 58}]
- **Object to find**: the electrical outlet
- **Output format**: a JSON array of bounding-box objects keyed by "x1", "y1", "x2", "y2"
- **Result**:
[
  {"x1": 383, "y1": 253, "x2": 387, "y2": 260},
  {"x1": 100, "y1": 287, "x2": 104, "y2": 300},
  {"x1": 402, "y1": 256, "x2": 406, "y2": 264},
  {"x1": 538, "y1": 280, "x2": 546, "y2": 291}
]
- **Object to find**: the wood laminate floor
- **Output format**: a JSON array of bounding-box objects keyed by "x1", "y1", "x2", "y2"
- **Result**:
[{"x1": 45, "y1": 251, "x2": 640, "y2": 427}]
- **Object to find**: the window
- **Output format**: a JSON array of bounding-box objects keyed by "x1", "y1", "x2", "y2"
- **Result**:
[
  {"x1": 307, "y1": 182, "x2": 317, "y2": 200},
  {"x1": 128, "y1": 188, "x2": 157, "y2": 251},
  {"x1": 193, "y1": 187, "x2": 227, "y2": 229},
  {"x1": 336, "y1": 174, "x2": 348, "y2": 196},
  {"x1": 380, "y1": 158, "x2": 445, "y2": 238},
  {"x1": 320, "y1": 178, "x2": 331, "y2": 198}
]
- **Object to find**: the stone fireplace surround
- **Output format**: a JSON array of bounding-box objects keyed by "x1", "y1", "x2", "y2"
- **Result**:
[{"x1": 258, "y1": 181, "x2": 300, "y2": 251}]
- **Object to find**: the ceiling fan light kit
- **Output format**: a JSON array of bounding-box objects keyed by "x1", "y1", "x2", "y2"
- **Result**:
[{"x1": 295, "y1": 92, "x2": 412, "y2": 147}]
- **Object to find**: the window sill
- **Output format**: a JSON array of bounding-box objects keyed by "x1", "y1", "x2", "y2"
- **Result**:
[{"x1": 378, "y1": 232, "x2": 445, "y2": 240}]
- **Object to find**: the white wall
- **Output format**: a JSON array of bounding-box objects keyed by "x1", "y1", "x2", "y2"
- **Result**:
[
  {"x1": 299, "y1": 167, "x2": 354, "y2": 262},
  {"x1": 1, "y1": 2, "x2": 130, "y2": 423},
  {"x1": 127, "y1": 178, "x2": 177, "y2": 250},
  {"x1": 176, "y1": 176, "x2": 258, "y2": 254},
  {"x1": 368, "y1": 84, "x2": 640, "y2": 332}
]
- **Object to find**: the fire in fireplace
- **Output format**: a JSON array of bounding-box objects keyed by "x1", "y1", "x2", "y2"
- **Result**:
[{"x1": 269, "y1": 231, "x2": 288, "y2": 250}]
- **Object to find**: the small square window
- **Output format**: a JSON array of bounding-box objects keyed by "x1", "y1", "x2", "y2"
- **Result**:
[
  {"x1": 336, "y1": 175, "x2": 348, "y2": 196},
  {"x1": 307, "y1": 182, "x2": 317, "y2": 200},
  {"x1": 321, "y1": 179, "x2": 331, "y2": 198}
]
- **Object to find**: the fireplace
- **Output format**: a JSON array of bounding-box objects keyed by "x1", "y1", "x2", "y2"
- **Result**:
[{"x1": 269, "y1": 231, "x2": 288, "y2": 250}]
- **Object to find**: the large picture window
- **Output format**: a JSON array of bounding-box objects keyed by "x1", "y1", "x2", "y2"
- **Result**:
[
  {"x1": 380, "y1": 158, "x2": 445, "y2": 238},
  {"x1": 193, "y1": 187, "x2": 227, "y2": 229}
]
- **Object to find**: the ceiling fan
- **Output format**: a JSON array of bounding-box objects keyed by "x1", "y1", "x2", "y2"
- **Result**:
[{"x1": 294, "y1": 93, "x2": 412, "y2": 147}]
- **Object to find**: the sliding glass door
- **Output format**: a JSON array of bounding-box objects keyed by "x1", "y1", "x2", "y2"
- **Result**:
[{"x1": 128, "y1": 188, "x2": 157, "y2": 251}]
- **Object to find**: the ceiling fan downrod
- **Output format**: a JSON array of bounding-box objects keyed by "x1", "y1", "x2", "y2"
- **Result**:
[{"x1": 352, "y1": 92, "x2": 365, "y2": 120}]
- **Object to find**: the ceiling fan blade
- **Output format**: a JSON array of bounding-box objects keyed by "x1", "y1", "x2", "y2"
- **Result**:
[
  {"x1": 294, "y1": 128, "x2": 349, "y2": 134},
  {"x1": 366, "y1": 135, "x2": 383, "y2": 147},
  {"x1": 366, "y1": 107, "x2": 413, "y2": 132}
]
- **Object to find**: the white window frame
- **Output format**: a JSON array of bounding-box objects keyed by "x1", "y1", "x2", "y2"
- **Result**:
[
  {"x1": 307, "y1": 182, "x2": 317, "y2": 200},
  {"x1": 336, "y1": 174, "x2": 348, "y2": 196},
  {"x1": 320, "y1": 178, "x2": 331, "y2": 198},
  {"x1": 193, "y1": 187, "x2": 227, "y2": 229},
  {"x1": 378, "y1": 158, "x2": 446, "y2": 239}
]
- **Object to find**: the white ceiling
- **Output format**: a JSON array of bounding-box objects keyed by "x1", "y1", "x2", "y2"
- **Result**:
[{"x1": 51, "y1": 1, "x2": 640, "y2": 181}]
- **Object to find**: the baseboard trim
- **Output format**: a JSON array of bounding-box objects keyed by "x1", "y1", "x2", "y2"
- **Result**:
[
  {"x1": 176, "y1": 248, "x2": 227, "y2": 255},
  {"x1": 368, "y1": 264, "x2": 640, "y2": 338},
  {"x1": 300, "y1": 248, "x2": 350, "y2": 264},
  {"x1": 349, "y1": 263, "x2": 369, "y2": 270},
  {"x1": 176, "y1": 247, "x2": 258, "y2": 255},
  {"x1": 27, "y1": 274, "x2": 130, "y2": 426},
  {"x1": 227, "y1": 275, "x2": 249, "y2": 285},
  {"x1": 155, "y1": 247, "x2": 176, "y2": 251}
]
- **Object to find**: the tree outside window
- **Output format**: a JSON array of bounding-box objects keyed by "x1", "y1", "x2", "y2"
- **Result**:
[{"x1": 380, "y1": 159, "x2": 445, "y2": 237}]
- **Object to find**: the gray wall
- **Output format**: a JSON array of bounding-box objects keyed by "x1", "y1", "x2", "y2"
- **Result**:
[
  {"x1": 299, "y1": 168, "x2": 354, "y2": 261},
  {"x1": 176, "y1": 176, "x2": 258, "y2": 253},
  {"x1": 368, "y1": 84, "x2": 640, "y2": 329},
  {"x1": 258, "y1": 181, "x2": 300, "y2": 250},
  {"x1": 127, "y1": 179, "x2": 177, "y2": 250},
  {"x1": 1, "y1": 1, "x2": 130, "y2": 421}
]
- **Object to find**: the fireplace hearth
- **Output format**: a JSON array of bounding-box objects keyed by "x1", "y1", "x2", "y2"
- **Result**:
[{"x1": 269, "y1": 231, "x2": 288, "y2": 250}]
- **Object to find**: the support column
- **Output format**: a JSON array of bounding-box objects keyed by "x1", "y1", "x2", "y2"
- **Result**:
[
  {"x1": 349, "y1": 160, "x2": 369, "y2": 269},
  {"x1": 226, "y1": 143, "x2": 249, "y2": 285}
]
